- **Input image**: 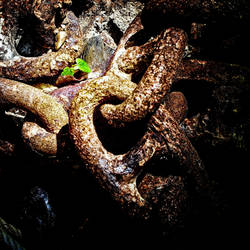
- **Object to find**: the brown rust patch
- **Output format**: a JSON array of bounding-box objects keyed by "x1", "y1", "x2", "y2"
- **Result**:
[{"x1": 0, "y1": 1, "x2": 83, "y2": 82}]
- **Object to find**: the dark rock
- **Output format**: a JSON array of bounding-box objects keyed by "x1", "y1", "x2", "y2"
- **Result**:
[{"x1": 20, "y1": 186, "x2": 56, "y2": 246}]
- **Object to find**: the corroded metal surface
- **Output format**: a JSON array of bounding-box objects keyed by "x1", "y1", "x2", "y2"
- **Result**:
[
  {"x1": 69, "y1": 18, "x2": 210, "y2": 218},
  {"x1": 70, "y1": 87, "x2": 194, "y2": 218},
  {"x1": 0, "y1": 1, "x2": 83, "y2": 81},
  {"x1": 100, "y1": 28, "x2": 187, "y2": 126},
  {"x1": 142, "y1": 0, "x2": 249, "y2": 23},
  {"x1": 22, "y1": 122, "x2": 58, "y2": 156},
  {"x1": 0, "y1": 0, "x2": 249, "y2": 226},
  {"x1": 0, "y1": 77, "x2": 68, "y2": 155},
  {"x1": 0, "y1": 78, "x2": 68, "y2": 134}
]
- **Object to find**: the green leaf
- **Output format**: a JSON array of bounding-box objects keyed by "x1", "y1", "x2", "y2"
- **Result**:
[
  {"x1": 76, "y1": 58, "x2": 91, "y2": 73},
  {"x1": 61, "y1": 67, "x2": 74, "y2": 76}
]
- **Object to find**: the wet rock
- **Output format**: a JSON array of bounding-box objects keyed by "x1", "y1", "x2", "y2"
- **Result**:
[
  {"x1": 20, "y1": 186, "x2": 56, "y2": 243},
  {"x1": 77, "y1": 0, "x2": 144, "y2": 78},
  {"x1": 82, "y1": 35, "x2": 114, "y2": 77},
  {"x1": 0, "y1": 17, "x2": 19, "y2": 61},
  {"x1": 0, "y1": 1, "x2": 144, "y2": 81},
  {"x1": 111, "y1": 1, "x2": 144, "y2": 33}
]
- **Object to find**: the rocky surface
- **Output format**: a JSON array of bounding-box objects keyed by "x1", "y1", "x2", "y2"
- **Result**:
[{"x1": 77, "y1": 0, "x2": 144, "y2": 77}]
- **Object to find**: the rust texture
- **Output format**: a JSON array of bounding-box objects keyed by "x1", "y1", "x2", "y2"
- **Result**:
[
  {"x1": 0, "y1": 0, "x2": 72, "y2": 46},
  {"x1": 69, "y1": 18, "x2": 210, "y2": 217},
  {"x1": 22, "y1": 122, "x2": 58, "y2": 156},
  {"x1": 0, "y1": 0, "x2": 248, "y2": 225},
  {"x1": 0, "y1": 77, "x2": 68, "y2": 155},
  {"x1": 70, "y1": 86, "x2": 196, "y2": 217},
  {"x1": 0, "y1": 78, "x2": 68, "y2": 133},
  {"x1": 100, "y1": 28, "x2": 187, "y2": 126},
  {"x1": 0, "y1": 1, "x2": 83, "y2": 82},
  {"x1": 142, "y1": 0, "x2": 249, "y2": 24},
  {"x1": 177, "y1": 59, "x2": 250, "y2": 85}
]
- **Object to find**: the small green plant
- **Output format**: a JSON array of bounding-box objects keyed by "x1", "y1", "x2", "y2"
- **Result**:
[{"x1": 61, "y1": 58, "x2": 91, "y2": 76}]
